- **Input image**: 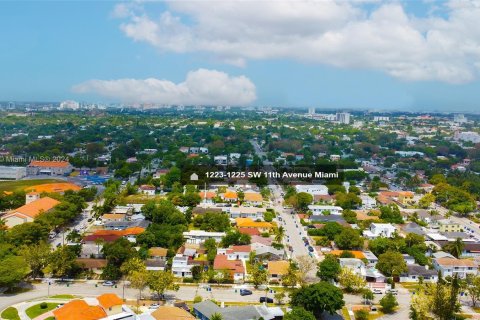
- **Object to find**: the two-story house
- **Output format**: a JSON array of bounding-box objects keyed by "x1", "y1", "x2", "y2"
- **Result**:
[
  {"x1": 363, "y1": 223, "x2": 397, "y2": 239},
  {"x1": 432, "y1": 257, "x2": 478, "y2": 279}
]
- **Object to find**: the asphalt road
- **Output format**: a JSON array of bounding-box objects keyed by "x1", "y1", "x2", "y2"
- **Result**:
[{"x1": 0, "y1": 282, "x2": 279, "y2": 311}]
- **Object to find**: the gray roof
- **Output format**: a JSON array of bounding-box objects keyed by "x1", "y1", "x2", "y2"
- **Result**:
[
  {"x1": 104, "y1": 219, "x2": 150, "y2": 229},
  {"x1": 145, "y1": 259, "x2": 166, "y2": 268},
  {"x1": 404, "y1": 264, "x2": 438, "y2": 277},
  {"x1": 442, "y1": 232, "x2": 469, "y2": 239},
  {"x1": 193, "y1": 300, "x2": 278, "y2": 320},
  {"x1": 404, "y1": 222, "x2": 425, "y2": 235},
  {"x1": 193, "y1": 300, "x2": 221, "y2": 318},
  {"x1": 310, "y1": 215, "x2": 346, "y2": 223}
]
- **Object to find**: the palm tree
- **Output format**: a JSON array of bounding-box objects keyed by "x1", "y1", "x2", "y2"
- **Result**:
[
  {"x1": 443, "y1": 237, "x2": 464, "y2": 258},
  {"x1": 211, "y1": 313, "x2": 223, "y2": 320},
  {"x1": 94, "y1": 238, "x2": 104, "y2": 256},
  {"x1": 275, "y1": 226, "x2": 285, "y2": 243}
]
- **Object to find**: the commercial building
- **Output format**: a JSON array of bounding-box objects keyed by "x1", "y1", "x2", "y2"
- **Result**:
[
  {"x1": 2, "y1": 194, "x2": 60, "y2": 228},
  {"x1": 0, "y1": 166, "x2": 26, "y2": 180},
  {"x1": 27, "y1": 160, "x2": 73, "y2": 176},
  {"x1": 336, "y1": 112, "x2": 351, "y2": 124}
]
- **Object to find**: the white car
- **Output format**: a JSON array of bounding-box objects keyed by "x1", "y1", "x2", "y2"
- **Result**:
[{"x1": 373, "y1": 289, "x2": 383, "y2": 294}]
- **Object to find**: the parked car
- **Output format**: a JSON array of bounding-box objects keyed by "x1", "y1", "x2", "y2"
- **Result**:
[
  {"x1": 148, "y1": 303, "x2": 160, "y2": 309},
  {"x1": 308, "y1": 246, "x2": 314, "y2": 252},
  {"x1": 373, "y1": 289, "x2": 383, "y2": 294},
  {"x1": 259, "y1": 297, "x2": 274, "y2": 303},
  {"x1": 240, "y1": 289, "x2": 253, "y2": 296},
  {"x1": 102, "y1": 281, "x2": 115, "y2": 286}
]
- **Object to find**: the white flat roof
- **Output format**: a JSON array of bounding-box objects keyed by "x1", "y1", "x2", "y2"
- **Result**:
[{"x1": 427, "y1": 233, "x2": 448, "y2": 241}]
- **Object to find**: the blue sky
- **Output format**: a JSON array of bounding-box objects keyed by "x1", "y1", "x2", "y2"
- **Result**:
[{"x1": 1, "y1": 0, "x2": 480, "y2": 112}]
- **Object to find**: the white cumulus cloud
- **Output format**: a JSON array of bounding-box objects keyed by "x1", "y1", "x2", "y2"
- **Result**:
[
  {"x1": 113, "y1": 0, "x2": 480, "y2": 83},
  {"x1": 72, "y1": 69, "x2": 257, "y2": 105}
]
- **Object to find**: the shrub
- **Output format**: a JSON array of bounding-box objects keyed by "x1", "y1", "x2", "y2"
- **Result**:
[
  {"x1": 354, "y1": 309, "x2": 369, "y2": 320},
  {"x1": 40, "y1": 302, "x2": 48, "y2": 309}
]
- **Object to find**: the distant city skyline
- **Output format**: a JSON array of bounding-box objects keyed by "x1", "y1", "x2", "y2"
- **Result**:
[{"x1": 2, "y1": 1, "x2": 480, "y2": 111}]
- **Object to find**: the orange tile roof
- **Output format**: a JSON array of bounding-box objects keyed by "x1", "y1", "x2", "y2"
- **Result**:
[
  {"x1": 199, "y1": 191, "x2": 216, "y2": 199},
  {"x1": 244, "y1": 192, "x2": 263, "y2": 202},
  {"x1": 378, "y1": 191, "x2": 400, "y2": 197},
  {"x1": 91, "y1": 226, "x2": 145, "y2": 237},
  {"x1": 8, "y1": 196, "x2": 60, "y2": 219},
  {"x1": 29, "y1": 160, "x2": 71, "y2": 168},
  {"x1": 231, "y1": 245, "x2": 252, "y2": 252},
  {"x1": 97, "y1": 293, "x2": 123, "y2": 309},
  {"x1": 25, "y1": 182, "x2": 81, "y2": 193},
  {"x1": 213, "y1": 255, "x2": 245, "y2": 274},
  {"x1": 238, "y1": 227, "x2": 261, "y2": 236},
  {"x1": 53, "y1": 300, "x2": 106, "y2": 320},
  {"x1": 102, "y1": 214, "x2": 125, "y2": 220},
  {"x1": 268, "y1": 260, "x2": 289, "y2": 275},
  {"x1": 330, "y1": 250, "x2": 366, "y2": 259},
  {"x1": 235, "y1": 218, "x2": 272, "y2": 229},
  {"x1": 122, "y1": 226, "x2": 145, "y2": 235},
  {"x1": 223, "y1": 190, "x2": 238, "y2": 199},
  {"x1": 151, "y1": 306, "x2": 195, "y2": 320}
]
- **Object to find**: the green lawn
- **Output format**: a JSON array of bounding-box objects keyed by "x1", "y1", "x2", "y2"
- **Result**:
[
  {"x1": 124, "y1": 194, "x2": 165, "y2": 204},
  {"x1": 49, "y1": 294, "x2": 75, "y2": 299},
  {"x1": 0, "y1": 179, "x2": 63, "y2": 193},
  {"x1": 44, "y1": 317, "x2": 55, "y2": 320},
  {"x1": 400, "y1": 282, "x2": 421, "y2": 292},
  {"x1": 25, "y1": 303, "x2": 59, "y2": 319},
  {"x1": 1, "y1": 307, "x2": 20, "y2": 320}
]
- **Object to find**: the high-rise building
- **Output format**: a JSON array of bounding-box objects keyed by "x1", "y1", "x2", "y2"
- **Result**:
[
  {"x1": 308, "y1": 107, "x2": 315, "y2": 115},
  {"x1": 453, "y1": 114, "x2": 468, "y2": 123},
  {"x1": 336, "y1": 112, "x2": 351, "y2": 124}
]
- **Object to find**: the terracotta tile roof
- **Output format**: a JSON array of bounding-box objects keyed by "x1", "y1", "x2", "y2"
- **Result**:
[
  {"x1": 83, "y1": 234, "x2": 122, "y2": 243},
  {"x1": 84, "y1": 227, "x2": 145, "y2": 242},
  {"x1": 198, "y1": 191, "x2": 216, "y2": 199},
  {"x1": 53, "y1": 300, "x2": 106, "y2": 320},
  {"x1": 213, "y1": 255, "x2": 245, "y2": 274},
  {"x1": 238, "y1": 227, "x2": 261, "y2": 236},
  {"x1": 139, "y1": 184, "x2": 156, "y2": 190},
  {"x1": 223, "y1": 190, "x2": 238, "y2": 199},
  {"x1": 268, "y1": 260, "x2": 289, "y2": 275},
  {"x1": 235, "y1": 218, "x2": 272, "y2": 229},
  {"x1": 435, "y1": 258, "x2": 478, "y2": 267},
  {"x1": 378, "y1": 191, "x2": 400, "y2": 197},
  {"x1": 25, "y1": 183, "x2": 81, "y2": 193},
  {"x1": 149, "y1": 247, "x2": 168, "y2": 257},
  {"x1": 244, "y1": 192, "x2": 263, "y2": 202},
  {"x1": 29, "y1": 160, "x2": 71, "y2": 168},
  {"x1": 7, "y1": 196, "x2": 60, "y2": 219},
  {"x1": 97, "y1": 293, "x2": 123, "y2": 309},
  {"x1": 230, "y1": 245, "x2": 251, "y2": 252},
  {"x1": 151, "y1": 306, "x2": 195, "y2": 320},
  {"x1": 75, "y1": 258, "x2": 107, "y2": 269},
  {"x1": 122, "y1": 226, "x2": 145, "y2": 235},
  {"x1": 330, "y1": 250, "x2": 366, "y2": 259},
  {"x1": 102, "y1": 214, "x2": 125, "y2": 220}
]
